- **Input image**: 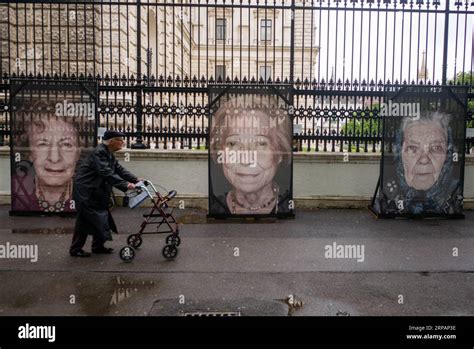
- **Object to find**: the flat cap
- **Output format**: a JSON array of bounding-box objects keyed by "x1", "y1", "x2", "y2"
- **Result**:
[{"x1": 103, "y1": 130, "x2": 126, "y2": 140}]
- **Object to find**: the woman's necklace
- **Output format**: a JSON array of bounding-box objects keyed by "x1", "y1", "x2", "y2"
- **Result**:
[
  {"x1": 37, "y1": 180, "x2": 71, "y2": 212},
  {"x1": 231, "y1": 183, "x2": 279, "y2": 214}
]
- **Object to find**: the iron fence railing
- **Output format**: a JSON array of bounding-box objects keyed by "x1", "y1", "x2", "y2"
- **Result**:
[{"x1": 0, "y1": 0, "x2": 473, "y2": 152}]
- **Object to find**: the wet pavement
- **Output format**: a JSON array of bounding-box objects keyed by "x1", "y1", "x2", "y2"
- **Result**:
[{"x1": 0, "y1": 205, "x2": 473, "y2": 316}]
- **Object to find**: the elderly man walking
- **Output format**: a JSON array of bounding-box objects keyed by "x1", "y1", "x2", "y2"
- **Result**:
[{"x1": 69, "y1": 130, "x2": 141, "y2": 257}]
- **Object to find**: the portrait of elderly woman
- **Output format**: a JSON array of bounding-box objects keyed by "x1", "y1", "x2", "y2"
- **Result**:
[
  {"x1": 383, "y1": 110, "x2": 463, "y2": 215},
  {"x1": 11, "y1": 99, "x2": 88, "y2": 213},
  {"x1": 209, "y1": 93, "x2": 293, "y2": 216}
]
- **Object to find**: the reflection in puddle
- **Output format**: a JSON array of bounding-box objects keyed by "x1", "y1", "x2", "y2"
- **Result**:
[
  {"x1": 73, "y1": 275, "x2": 157, "y2": 315},
  {"x1": 109, "y1": 276, "x2": 155, "y2": 307}
]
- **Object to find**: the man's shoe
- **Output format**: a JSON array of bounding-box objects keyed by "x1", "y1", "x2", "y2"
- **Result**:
[
  {"x1": 92, "y1": 247, "x2": 114, "y2": 254},
  {"x1": 70, "y1": 249, "x2": 92, "y2": 257}
]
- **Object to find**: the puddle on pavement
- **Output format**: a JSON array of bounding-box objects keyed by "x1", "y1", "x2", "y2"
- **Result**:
[
  {"x1": 73, "y1": 275, "x2": 156, "y2": 315},
  {"x1": 109, "y1": 276, "x2": 155, "y2": 307},
  {"x1": 0, "y1": 273, "x2": 158, "y2": 316}
]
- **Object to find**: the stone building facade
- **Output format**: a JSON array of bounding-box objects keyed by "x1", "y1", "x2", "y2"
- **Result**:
[
  {"x1": 0, "y1": 1, "x2": 319, "y2": 148},
  {"x1": 1, "y1": 1, "x2": 319, "y2": 83}
]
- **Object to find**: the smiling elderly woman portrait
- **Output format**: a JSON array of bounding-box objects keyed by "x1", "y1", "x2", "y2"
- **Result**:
[
  {"x1": 11, "y1": 99, "x2": 84, "y2": 213},
  {"x1": 389, "y1": 110, "x2": 463, "y2": 215},
  {"x1": 209, "y1": 93, "x2": 292, "y2": 216}
]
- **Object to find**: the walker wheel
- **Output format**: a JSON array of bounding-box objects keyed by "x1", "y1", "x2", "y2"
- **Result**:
[
  {"x1": 119, "y1": 246, "x2": 135, "y2": 262},
  {"x1": 166, "y1": 234, "x2": 181, "y2": 246},
  {"x1": 127, "y1": 234, "x2": 143, "y2": 248},
  {"x1": 162, "y1": 244, "x2": 178, "y2": 260}
]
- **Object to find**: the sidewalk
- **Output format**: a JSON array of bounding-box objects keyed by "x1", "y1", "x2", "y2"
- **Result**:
[{"x1": 0, "y1": 205, "x2": 473, "y2": 316}]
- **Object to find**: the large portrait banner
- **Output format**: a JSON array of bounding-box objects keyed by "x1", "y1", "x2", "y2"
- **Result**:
[
  {"x1": 208, "y1": 85, "x2": 294, "y2": 219},
  {"x1": 10, "y1": 80, "x2": 98, "y2": 215},
  {"x1": 370, "y1": 86, "x2": 468, "y2": 218}
]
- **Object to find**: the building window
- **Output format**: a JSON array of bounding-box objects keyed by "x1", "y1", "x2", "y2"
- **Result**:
[
  {"x1": 216, "y1": 18, "x2": 226, "y2": 40},
  {"x1": 216, "y1": 65, "x2": 226, "y2": 80},
  {"x1": 147, "y1": 9, "x2": 157, "y2": 77},
  {"x1": 259, "y1": 66, "x2": 272, "y2": 81},
  {"x1": 260, "y1": 19, "x2": 272, "y2": 42}
]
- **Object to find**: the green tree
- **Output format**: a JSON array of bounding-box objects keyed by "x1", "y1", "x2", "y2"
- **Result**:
[
  {"x1": 343, "y1": 105, "x2": 381, "y2": 137},
  {"x1": 449, "y1": 71, "x2": 474, "y2": 127}
]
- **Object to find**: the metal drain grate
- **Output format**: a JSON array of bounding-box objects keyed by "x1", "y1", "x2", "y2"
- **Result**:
[
  {"x1": 183, "y1": 311, "x2": 241, "y2": 317},
  {"x1": 150, "y1": 299, "x2": 288, "y2": 316}
]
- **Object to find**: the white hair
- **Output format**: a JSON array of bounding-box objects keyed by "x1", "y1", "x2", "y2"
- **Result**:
[{"x1": 402, "y1": 111, "x2": 451, "y2": 140}]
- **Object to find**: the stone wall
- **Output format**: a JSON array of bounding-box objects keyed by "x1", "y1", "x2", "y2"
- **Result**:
[{"x1": 1, "y1": 147, "x2": 474, "y2": 210}]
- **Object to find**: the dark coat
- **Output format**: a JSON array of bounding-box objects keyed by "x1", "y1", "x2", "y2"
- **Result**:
[{"x1": 73, "y1": 144, "x2": 138, "y2": 241}]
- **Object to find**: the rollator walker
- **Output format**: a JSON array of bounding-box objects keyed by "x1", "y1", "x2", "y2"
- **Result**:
[{"x1": 119, "y1": 180, "x2": 180, "y2": 262}]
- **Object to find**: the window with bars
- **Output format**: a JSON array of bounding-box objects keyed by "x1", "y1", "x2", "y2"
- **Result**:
[
  {"x1": 260, "y1": 19, "x2": 272, "y2": 42},
  {"x1": 216, "y1": 18, "x2": 226, "y2": 40},
  {"x1": 216, "y1": 65, "x2": 226, "y2": 80},
  {"x1": 259, "y1": 66, "x2": 272, "y2": 81}
]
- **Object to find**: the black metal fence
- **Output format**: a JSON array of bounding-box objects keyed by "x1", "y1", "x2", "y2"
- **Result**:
[{"x1": 0, "y1": 0, "x2": 473, "y2": 152}]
